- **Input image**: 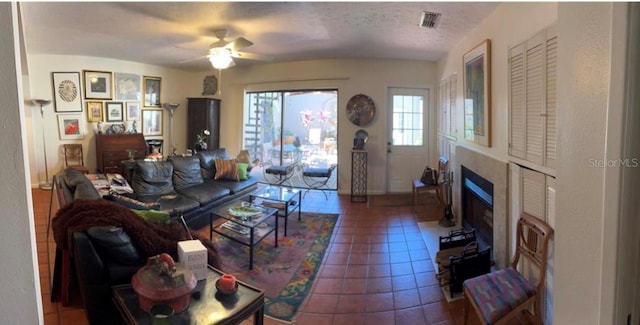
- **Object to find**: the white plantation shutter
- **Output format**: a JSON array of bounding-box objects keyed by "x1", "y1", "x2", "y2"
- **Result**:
[
  {"x1": 449, "y1": 74, "x2": 457, "y2": 138},
  {"x1": 508, "y1": 25, "x2": 557, "y2": 171},
  {"x1": 545, "y1": 28, "x2": 558, "y2": 168},
  {"x1": 521, "y1": 167, "x2": 546, "y2": 219},
  {"x1": 509, "y1": 43, "x2": 526, "y2": 159},
  {"x1": 525, "y1": 32, "x2": 545, "y2": 166}
]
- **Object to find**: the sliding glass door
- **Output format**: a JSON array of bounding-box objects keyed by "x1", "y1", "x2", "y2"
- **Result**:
[{"x1": 244, "y1": 90, "x2": 338, "y2": 189}]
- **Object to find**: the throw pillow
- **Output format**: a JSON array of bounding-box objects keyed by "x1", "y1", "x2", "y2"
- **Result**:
[
  {"x1": 131, "y1": 209, "x2": 171, "y2": 224},
  {"x1": 214, "y1": 159, "x2": 239, "y2": 181},
  {"x1": 237, "y1": 163, "x2": 249, "y2": 180},
  {"x1": 106, "y1": 193, "x2": 161, "y2": 210}
]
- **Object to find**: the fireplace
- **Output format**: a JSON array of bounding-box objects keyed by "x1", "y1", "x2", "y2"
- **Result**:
[{"x1": 461, "y1": 165, "x2": 494, "y2": 254}]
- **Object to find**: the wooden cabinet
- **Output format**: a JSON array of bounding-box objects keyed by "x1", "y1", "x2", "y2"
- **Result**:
[
  {"x1": 95, "y1": 134, "x2": 147, "y2": 174},
  {"x1": 187, "y1": 98, "x2": 220, "y2": 151}
]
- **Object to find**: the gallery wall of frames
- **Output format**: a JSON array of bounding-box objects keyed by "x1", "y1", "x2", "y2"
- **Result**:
[{"x1": 51, "y1": 70, "x2": 163, "y2": 139}]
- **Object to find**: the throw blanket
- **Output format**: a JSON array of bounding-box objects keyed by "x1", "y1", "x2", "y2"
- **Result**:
[{"x1": 52, "y1": 199, "x2": 221, "y2": 269}]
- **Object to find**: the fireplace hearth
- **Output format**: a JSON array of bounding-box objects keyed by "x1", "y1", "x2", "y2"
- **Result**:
[{"x1": 461, "y1": 165, "x2": 494, "y2": 255}]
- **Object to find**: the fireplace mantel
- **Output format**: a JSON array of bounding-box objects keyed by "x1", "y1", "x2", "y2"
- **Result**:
[{"x1": 454, "y1": 146, "x2": 508, "y2": 268}]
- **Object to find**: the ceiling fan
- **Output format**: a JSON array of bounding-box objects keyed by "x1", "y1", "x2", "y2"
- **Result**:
[{"x1": 186, "y1": 29, "x2": 272, "y2": 69}]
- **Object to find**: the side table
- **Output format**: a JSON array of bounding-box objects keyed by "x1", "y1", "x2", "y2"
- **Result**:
[
  {"x1": 112, "y1": 266, "x2": 265, "y2": 325},
  {"x1": 249, "y1": 185, "x2": 302, "y2": 237},
  {"x1": 351, "y1": 150, "x2": 367, "y2": 202}
]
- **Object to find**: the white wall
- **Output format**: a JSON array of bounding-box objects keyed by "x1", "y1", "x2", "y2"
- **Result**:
[
  {"x1": 25, "y1": 54, "x2": 200, "y2": 186},
  {"x1": 0, "y1": 2, "x2": 42, "y2": 323},
  {"x1": 556, "y1": 3, "x2": 626, "y2": 324},
  {"x1": 437, "y1": 2, "x2": 557, "y2": 163},
  {"x1": 194, "y1": 59, "x2": 437, "y2": 194},
  {"x1": 436, "y1": 2, "x2": 631, "y2": 323}
]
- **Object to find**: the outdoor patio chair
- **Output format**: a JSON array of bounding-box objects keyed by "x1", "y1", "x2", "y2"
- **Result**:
[
  {"x1": 264, "y1": 164, "x2": 295, "y2": 187},
  {"x1": 302, "y1": 164, "x2": 336, "y2": 199}
]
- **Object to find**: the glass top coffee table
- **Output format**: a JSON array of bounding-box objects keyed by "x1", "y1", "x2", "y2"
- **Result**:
[
  {"x1": 249, "y1": 185, "x2": 302, "y2": 237},
  {"x1": 112, "y1": 266, "x2": 265, "y2": 324},
  {"x1": 210, "y1": 201, "x2": 278, "y2": 270}
]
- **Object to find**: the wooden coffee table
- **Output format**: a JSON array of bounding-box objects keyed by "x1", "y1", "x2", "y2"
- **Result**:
[{"x1": 112, "y1": 266, "x2": 265, "y2": 324}]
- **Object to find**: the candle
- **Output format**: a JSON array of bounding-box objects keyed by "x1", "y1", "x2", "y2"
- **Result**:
[{"x1": 218, "y1": 274, "x2": 236, "y2": 292}]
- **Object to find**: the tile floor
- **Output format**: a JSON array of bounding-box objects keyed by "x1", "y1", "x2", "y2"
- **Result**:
[{"x1": 33, "y1": 187, "x2": 493, "y2": 325}]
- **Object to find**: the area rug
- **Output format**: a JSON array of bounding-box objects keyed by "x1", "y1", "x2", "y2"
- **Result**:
[
  {"x1": 199, "y1": 212, "x2": 338, "y2": 322},
  {"x1": 368, "y1": 192, "x2": 438, "y2": 207},
  {"x1": 418, "y1": 221, "x2": 464, "y2": 302}
]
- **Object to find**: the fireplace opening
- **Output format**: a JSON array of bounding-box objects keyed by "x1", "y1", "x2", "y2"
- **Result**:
[{"x1": 461, "y1": 166, "x2": 494, "y2": 254}]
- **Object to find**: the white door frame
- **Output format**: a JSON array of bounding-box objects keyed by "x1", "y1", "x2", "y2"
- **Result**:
[{"x1": 385, "y1": 87, "x2": 431, "y2": 193}]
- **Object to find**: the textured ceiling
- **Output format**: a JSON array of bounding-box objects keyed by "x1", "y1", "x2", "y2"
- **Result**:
[{"x1": 20, "y1": 2, "x2": 499, "y2": 71}]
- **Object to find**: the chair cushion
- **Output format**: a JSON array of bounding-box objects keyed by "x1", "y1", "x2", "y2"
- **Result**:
[
  {"x1": 131, "y1": 161, "x2": 175, "y2": 196},
  {"x1": 303, "y1": 167, "x2": 332, "y2": 177},
  {"x1": 214, "y1": 159, "x2": 239, "y2": 181},
  {"x1": 169, "y1": 155, "x2": 204, "y2": 189},
  {"x1": 265, "y1": 165, "x2": 293, "y2": 176},
  {"x1": 463, "y1": 267, "x2": 536, "y2": 324}
]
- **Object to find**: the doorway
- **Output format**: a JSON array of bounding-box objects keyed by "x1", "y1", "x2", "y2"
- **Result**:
[
  {"x1": 244, "y1": 90, "x2": 338, "y2": 190},
  {"x1": 386, "y1": 87, "x2": 430, "y2": 193}
]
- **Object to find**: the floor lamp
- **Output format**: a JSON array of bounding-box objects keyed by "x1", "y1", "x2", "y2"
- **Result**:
[
  {"x1": 33, "y1": 99, "x2": 53, "y2": 190},
  {"x1": 163, "y1": 103, "x2": 180, "y2": 155}
]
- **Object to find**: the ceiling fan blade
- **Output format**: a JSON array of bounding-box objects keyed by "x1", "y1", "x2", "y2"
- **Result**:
[
  {"x1": 232, "y1": 51, "x2": 273, "y2": 62},
  {"x1": 179, "y1": 55, "x2": 207, "y2": 64},
  {"x1": 226, "y1": 37, "x2": 253, "y2": 52}
]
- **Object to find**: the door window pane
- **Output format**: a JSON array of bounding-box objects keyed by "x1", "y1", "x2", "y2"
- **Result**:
[{"x1": 391, "y1": 95, "x2": 424, "y2": 146}]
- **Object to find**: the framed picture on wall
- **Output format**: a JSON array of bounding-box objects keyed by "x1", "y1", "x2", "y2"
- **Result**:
[
  {"x1": 86, "y1": 101, "x2": 103, "y2": 122},
  {"x1": 126, "y1": 102, "x2": 140, "y2": 121},
  {"x1": 105, "y1": 101, "x2": 124, "y2": 122},
  {"x1": 83, "y1": 70, "x2": 113, "y2": 100},
  {"x1": 463, "y1": 39, "x2": 491, "y2": 147},
  {"x1": 143, "y1": 76, "x2": 161, "y2": 107},
  {"x1": 51, "y1": 72, "x2": 83, "y2": 112},
  {"x1": 114, "y1": 72, "x2": 141, "y2": 101},
  {"x1": 57, "y1": 114, "x2": 84, "y2": 140},
  {"x1": 142, "y1": 109, "x2": 163, "y2": 136}
]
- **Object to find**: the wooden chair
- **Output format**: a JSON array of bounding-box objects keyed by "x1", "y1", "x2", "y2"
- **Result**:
[
  {"x1": 63, "y1": 144, "x2": 89, "y2": 174},
  {"x1": 463, "y1": 213, "x2": 554, "y2": 325},
  {"x1": 412, "y1": 157, "x2": 448, "y2": 211}
]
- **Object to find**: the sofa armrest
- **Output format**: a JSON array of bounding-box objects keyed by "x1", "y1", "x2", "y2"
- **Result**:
[{"x1": 72, "y1": 232, "x2": 122, "y2": 324}]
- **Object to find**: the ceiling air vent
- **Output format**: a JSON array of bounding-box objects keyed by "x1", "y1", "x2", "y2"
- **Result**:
[{"x1": 419, "y1": 11, "x2": 441, "y2": 29}]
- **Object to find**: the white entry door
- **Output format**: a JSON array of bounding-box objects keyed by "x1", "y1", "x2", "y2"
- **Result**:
[{"x1": 386, "y1": 87, "x2": 430, "y2": 193}]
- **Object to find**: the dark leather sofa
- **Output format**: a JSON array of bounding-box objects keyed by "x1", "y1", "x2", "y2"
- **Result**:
[
  {"x1": 128, "y1": 149, "x2": 258, "y2": 228},
  {"x1": 53, "y1": 148, "x2": 257, "y2": 324}
]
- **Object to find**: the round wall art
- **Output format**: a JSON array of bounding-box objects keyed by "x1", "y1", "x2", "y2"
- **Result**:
[{"x1": 346, "y1": 94, "x2": 375, "y2": 126}]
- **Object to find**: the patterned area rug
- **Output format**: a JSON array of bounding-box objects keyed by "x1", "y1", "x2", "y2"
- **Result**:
[{"x1": 198, "y1": 212, "x2": 338, "y2": 322}]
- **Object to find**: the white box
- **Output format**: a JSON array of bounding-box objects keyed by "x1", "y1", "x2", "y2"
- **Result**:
[{"x1": 178, "y1": 240, "x2": 208, "y2": 281}]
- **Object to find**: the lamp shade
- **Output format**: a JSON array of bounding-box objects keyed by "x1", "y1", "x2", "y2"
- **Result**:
[{"x1": 32, "y1": 99, "x2": 52, "y2": 106}]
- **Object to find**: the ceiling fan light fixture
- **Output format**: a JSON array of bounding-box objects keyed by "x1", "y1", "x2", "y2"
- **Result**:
[{"x1": 208, "y1": 48, "x2": 234, "y2": 69}]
